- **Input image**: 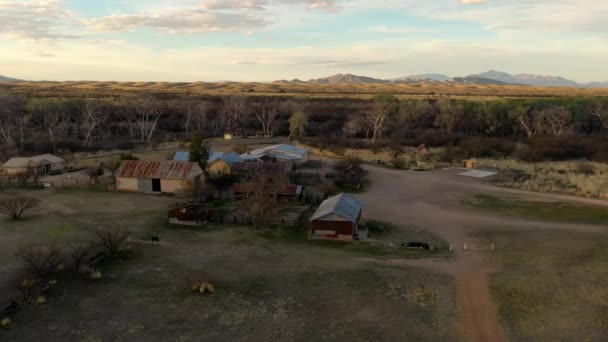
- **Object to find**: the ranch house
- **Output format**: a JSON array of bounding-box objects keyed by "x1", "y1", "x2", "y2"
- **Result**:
[{"x1": 115, "y1": 160, "x2": 204, "y2": 194}]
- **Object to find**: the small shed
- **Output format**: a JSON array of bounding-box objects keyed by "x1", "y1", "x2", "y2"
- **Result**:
[
  {"x1": 463, "y1": 159, "x2": 479, "y2": 169},
  {"x1": 2, "y1": 154, "x2": 65, "y2": 175},
  {"x1": 224, "y1": 133, "x2": 243, "y2": 140},
  {"x1": 309, "y1": 193, "x2": 362, "y2": 242},
  {"x1": 115, "y1": 160, "x2": 204, "y2": 194}
]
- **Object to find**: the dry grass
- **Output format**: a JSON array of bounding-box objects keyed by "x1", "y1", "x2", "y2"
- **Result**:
[
  {"x1": 4, "y1": 80, "x2": 608, "y2": 99},
  {"x1": 474, "y1": 229, "x2": 608, "y2": 341},
  {"x1": 482, "y1": 158, "x2": 608, "y2": 199}
]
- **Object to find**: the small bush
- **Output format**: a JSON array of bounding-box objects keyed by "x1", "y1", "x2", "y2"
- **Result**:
[
  {"x1": 96, "y1": 228, "x2": 131, "y2": 257},
  {"x1": 0, "y1": 196, "x2": 41, "y2": 220},
  {"x1": 15, "y1": 245, "x2": 63, "y2": 277}
]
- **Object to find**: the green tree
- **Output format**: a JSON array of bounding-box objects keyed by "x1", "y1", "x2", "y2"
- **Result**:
[
  {"x1": 288, "y1": 111, "x2": 309, "y2": 140},
  {"x1": 188, "y1": 134, "x2": 210, "y2": 169}
]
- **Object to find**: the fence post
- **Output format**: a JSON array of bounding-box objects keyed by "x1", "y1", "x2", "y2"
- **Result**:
[{"x1": 464, "y1": 243, "x2": 468, "y2": 251}]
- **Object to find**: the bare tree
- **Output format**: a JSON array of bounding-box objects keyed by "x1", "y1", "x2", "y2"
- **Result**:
[
  {"x1": 221, "y1": 95, "x2": 249, "y2": 132},
  {"x1": 508, "y1": 104, "x2": 539, "y2": 137},
  {"x1": 540, "y1": 106, "x2": 571, "y2": 136},
  {"x1": 96, "y1": 228, "x2": 131, "y2": 257},
  {"x1": 81, "y1": 100, "x2": 107, "y2": 149},
  {"x1": 288, "y1": 110, "x2": 309, "y2": 140},
  {"x1": 252, "y1": 98, "x2": 278, "y2": 132},
  {"x1": 242, "y1": 171, "x2": 287, "y2": 228},
  {"x1": 131, "y1": 95, "x2": 165, "y2": 142},
  {"x1": 590, "y1": 98, "x2": 608, "y2": 130},
  {"x1": 0, "y1": 196, "x2": 41, "y2": 220},
  {"x1": 367, "y1": 94, "x2": 399, "y2": 143},
  {"x1": 16, "y1": 245, "x2": 63, "y2": 277},
  {"x1": 28, "y1": 99, "x2": 66, "y2": 153},
  {"x1": 0, "y1": 94, "x2": 26, "y2": 151}
]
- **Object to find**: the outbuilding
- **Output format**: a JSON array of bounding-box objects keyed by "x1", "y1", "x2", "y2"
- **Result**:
[
  {"x1": 115, "y1": 160, "x2": 204, "y2": 194},
  {"x1": 309, "y1": 193, "x2": 362, "y2": 242},
  {"x1": 247, "y1": 144, "x2": 309, "y2": 164},
  {"x1": 2, "y1": 154, "x2": 65, "y2": 175}
]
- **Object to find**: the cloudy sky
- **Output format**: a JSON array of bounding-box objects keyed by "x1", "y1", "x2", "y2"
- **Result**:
[{"x1": 1, "y1": 0, "x2": 607, "y2": 82}]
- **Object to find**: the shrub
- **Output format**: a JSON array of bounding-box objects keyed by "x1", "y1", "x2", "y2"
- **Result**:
[
  {"x1": 69, "y1": 242, "x2": 94, "y2": 271},
  {"x1": 96, "y1": 228, "x2": 131, "y2": 257},
  {"x1": 118, "y1": 153, "x2": 139, "y2": 161},
  {"x1": 361, "y1": 220, "x2": 396, "y2": 235},
  {"x1": 0, "y1": 196, "x2": 41, "y2": 220},
  {"x1": 392, "y1": 157, "x2": 409, "y2": 169},
  {"x1": 16, "y1": 245, "x2": 63, "y2": 277}
]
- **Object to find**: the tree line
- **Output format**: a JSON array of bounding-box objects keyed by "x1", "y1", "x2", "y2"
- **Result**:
[{"x1": 1, "y1": 92, "x2": 607, "y2": 160}]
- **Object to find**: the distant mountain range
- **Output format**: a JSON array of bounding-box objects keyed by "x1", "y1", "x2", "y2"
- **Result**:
[
  {"x1": 276, "y1": 71, "x2": 608, "y2": 88},
  {"x1": 0, "y1": 75, "x2": 22, "y2": 82}
]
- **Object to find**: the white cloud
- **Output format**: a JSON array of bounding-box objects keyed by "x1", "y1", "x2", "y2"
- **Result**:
[
  {"x1": 89, "y1": 0, "x2": 348, "y2": 34},
  {"x1": 0, "y1": 0, "x2": 79, "y2": 41},
  {"x1": 367, "y1": 25, "x2": 435, "y2": 34}
]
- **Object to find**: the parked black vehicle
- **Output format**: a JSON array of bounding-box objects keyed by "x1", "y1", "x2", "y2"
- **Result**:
[{"x1": 400, "y1": 242, "x2": 431, "y2": 250}]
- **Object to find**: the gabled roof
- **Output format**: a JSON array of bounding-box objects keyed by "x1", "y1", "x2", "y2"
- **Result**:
[
  {"x1": 209, "y1": 152, "x2": 242, "y2": 165},
  {"x1": 116, "y1": 160, "x2": 203, "y2": 180},
  {"x1": 2, "y1": 154, "x2": 64, "y2": 168},
  {"x1": 310, "y1": 193, "x2": 362, "y2": 223},
  {"x1": 249, "y1": 144, "x2": 308, "y2": 159}
]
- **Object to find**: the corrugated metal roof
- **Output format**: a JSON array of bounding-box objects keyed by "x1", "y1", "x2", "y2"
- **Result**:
[
  {"x1": 249, "y1": 144, "x2": 308, "y2": 159},
  {"x1": 173, "y1": 151, "x2": 190, "y2": 161},
  {"x1": 209, "y1": 152, "x2": 242, "y2": 165},
  {"x1": 310, "y1": 193, "x2": 362, "y2": 223},
  {"x1": 239, "y1": 154, "x2": 261, "y2": 161},
  {"x1": 116, "y1": 160, "x2": 203, "y2": 180},
  {"x1": 2, "y1": 154, "x2": 64, "y2": 168},
  {"x1": 207, "y1": 151, "x2": 223, "y2": 163}
]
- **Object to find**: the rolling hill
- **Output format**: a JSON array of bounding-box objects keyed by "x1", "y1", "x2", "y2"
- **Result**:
[
  {"x1": 0, "y1": 75, "x2": 22, "y2": 82},
  {"x1": 470, "y1": 70, "x2": 605, "y2": 88}
]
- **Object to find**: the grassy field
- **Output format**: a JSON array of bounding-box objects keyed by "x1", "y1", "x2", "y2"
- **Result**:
[
  {"x1": 465, "y1": 194, "x2": 608, "y2": 224},
  {"x1": 3, "y1": 80, "x2": 608, "y2": 99},
  {"x1": 483, "y1": 158, "x2": 608, "y2": 200},
  {"x1": 474, "y1": 229, "x2": 608, "y2": 341},
  {"x1": 0, "y1": 189, "x2": 457, "y2": 341}
]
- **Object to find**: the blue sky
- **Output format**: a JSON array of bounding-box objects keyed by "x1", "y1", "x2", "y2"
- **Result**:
[{"x1": 1, "y1": 0, "x2": 607, "y2": 82}]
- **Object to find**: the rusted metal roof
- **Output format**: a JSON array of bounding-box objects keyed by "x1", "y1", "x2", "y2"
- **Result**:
[{"x1": 116, "y1": 160, "x2": 203, "y2": 180}]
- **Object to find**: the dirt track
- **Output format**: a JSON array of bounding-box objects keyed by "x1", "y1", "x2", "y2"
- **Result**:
[{"x1": 356, "y1": 165, "x2": 608, "y2": 342}]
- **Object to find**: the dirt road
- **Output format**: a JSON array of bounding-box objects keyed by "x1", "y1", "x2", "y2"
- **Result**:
[{"x1": 356, "y1": 165, "x2": 608, "y2": 342}]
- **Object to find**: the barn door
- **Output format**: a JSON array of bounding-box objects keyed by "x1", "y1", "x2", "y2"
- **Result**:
[{"x1": 152, "y1": 179, "x2": 162, "y2": 192}]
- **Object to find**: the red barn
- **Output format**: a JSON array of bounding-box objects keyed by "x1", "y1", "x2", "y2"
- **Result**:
[{"x1": 309, "y1": 193, "x2": 362, "y2": 242}]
